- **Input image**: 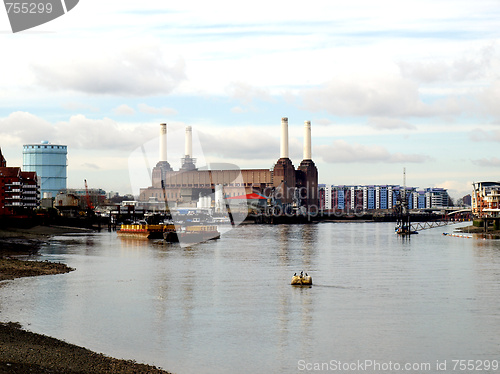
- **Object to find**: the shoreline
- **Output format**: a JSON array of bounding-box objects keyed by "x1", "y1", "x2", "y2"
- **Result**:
[
  {"x1": 0, "y1": 227, "x2": 173, "y2": 374},
  {"x1": 454, "y1": 225, "x2": 500, "y2": 236},
  {"x1": 0, "y1": 322, "x2": 171, "y2": 374},
  {"x1": 0, "y1": 257, "x2": 74, "y2": 281}
]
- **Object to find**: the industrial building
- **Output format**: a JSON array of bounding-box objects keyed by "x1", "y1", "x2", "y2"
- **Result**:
[
  {"x1": 139, "y1": 118, "x2": 319, "y2": 211},
  {"x1": 0, "y1": 147, "x2": 40, "y2": 217},
  {"x1": 319, "y1": 184, "x2": 452, "y2": 212},
  {"x1": 23, "y1": 141, "x2": 67, "y2": 198},
  {"x1": 57, "y1": 187, "x2": 107, "y2": 210}
]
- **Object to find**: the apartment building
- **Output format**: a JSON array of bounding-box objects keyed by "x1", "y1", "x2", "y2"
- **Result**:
[
  {"x1": 472, "y1": 182, "x2": 500, "y2": 218},
  {"x1": 319, "y1": 184, "x2": 450, "y2": 212},
  {"x1": 0, "y1": 148, "x2": 40, "y2": 217}
]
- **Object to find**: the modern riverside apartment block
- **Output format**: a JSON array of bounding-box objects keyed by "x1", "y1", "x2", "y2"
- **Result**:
[
  {"x1": 319, "y1": 184, "x2": 452, "y2": 212},
  {"x1": 472, "y1": 182, "x2": 500, "y2": 218}
]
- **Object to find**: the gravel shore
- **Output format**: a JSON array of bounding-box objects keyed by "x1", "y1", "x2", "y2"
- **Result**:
[
  {"x1": 0, "y1": 322, "x2": 171, "y2": 374},
  {"x1": 0, "y1": 226, "x2": 173, "y2": 374}
]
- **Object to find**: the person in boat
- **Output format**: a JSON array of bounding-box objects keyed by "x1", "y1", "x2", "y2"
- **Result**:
[{"x1": 291, "y1": 271, "x2": 312, "y2": 285}]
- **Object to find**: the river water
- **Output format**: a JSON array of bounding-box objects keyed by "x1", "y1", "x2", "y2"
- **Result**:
[{"x1": 1, "y1": 222, "x2": 500, "y2": 373}]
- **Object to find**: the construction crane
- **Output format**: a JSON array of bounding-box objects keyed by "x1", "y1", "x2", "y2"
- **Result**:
[{"x1": 84, "y1": 179, "x2": 94, "y2": 211}]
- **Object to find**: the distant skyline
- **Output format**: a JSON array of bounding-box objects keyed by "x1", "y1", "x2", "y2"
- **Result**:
[{"x1": 1, "y1": 0, "x2": 499, "y2": 199}]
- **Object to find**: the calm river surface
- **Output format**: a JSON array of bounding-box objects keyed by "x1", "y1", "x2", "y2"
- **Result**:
[{"x1": 2, "y1": 222, "x2": 500, "y2": 373}]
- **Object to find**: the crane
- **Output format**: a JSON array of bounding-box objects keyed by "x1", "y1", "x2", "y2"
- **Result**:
[{"x1": 84, "y1": 179, "x2": 94, "y2": 211}]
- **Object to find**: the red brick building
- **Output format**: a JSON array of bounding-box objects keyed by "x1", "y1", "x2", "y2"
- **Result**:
[{"x1": 0, "y1": 148, "x2": 40, "y2": 217}]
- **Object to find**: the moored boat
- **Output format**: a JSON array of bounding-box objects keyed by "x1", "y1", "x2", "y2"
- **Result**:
[
  {"x1": 117, "y1": 224, "x2": 165, "y2": 239},
  {"x1": 164, "y1": 224, "x2": 220, "y2": 244}
]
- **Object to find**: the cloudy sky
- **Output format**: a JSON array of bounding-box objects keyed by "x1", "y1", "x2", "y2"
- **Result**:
[{"x1": 1, "y1": 0, "x2": 499, "y2": 199}]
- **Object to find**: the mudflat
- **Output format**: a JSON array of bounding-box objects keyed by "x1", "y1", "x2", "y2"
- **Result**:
[
  {"x1": 455, "y1": 225, "x2": 500, "y2": 236},
  {"x1": 0, "y1": 257, "x2": 73, "y2": 281},
  {"x1": 0, "y1": 226, "x2": 173, "y2": 374},
  {"x1": 0, "y1": 322, "x2": 171, "y2": 374}
]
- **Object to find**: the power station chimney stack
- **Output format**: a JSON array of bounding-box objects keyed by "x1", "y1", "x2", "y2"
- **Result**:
[
  {"x1": 280, "y1": 117, "x2": 289, "y2": 159},
  {"x1": 152, "y1": 123, "x2": 172, "y2": 187},
  {"x1": 180, "y1": 125, "x2": 197, "y2": 171},
  {"x1": 273, "y1": 117, "x2": 295, "y2": 205},
  {"x1": 303, "y1": 121, "x2": 312, "y2": 160},
  {"x1": 297, "y1": 120, "x2": 318, "y2": 208},
  {"x1": 185, "y1": 126, "x2": 193, "y2": 158},
  {"x1": 159, "y1": 123, "x2": 167, "y2": 162}
]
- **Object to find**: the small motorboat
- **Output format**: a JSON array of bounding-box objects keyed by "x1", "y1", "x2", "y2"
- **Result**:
[{"x1": 291, "y1": 272, "x2": 312, "y2": 286}]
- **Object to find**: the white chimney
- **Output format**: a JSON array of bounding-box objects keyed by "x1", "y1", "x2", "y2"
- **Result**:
[
  {"x1": 303, "y1": 120, "x2": 312, "y2": 160},
  {"x1": 280, "y1": 117, "x2": 289, "y2": 159},
  {"x1": 159, "y1": 123, "x2": 167, "y2": 162},
  {"x1": 185, "y1": 126, "x2": 193, "y2": 158}
]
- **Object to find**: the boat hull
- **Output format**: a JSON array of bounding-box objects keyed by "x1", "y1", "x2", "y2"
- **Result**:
[
  {"x1": 164, "y1": 230, "x2": 220, "y2": 243},
  {"x1": 164, "y1": 224, "x2": 220, "y2": 244},
  {"x1": 117, "y1": 230, "x2": 164, "y2": 239},
  {"x1": 291, "y1": 275, "x2": 313, "y2": 286}
]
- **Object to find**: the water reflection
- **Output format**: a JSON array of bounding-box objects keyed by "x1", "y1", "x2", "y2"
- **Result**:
[{"x1": 1, "y1": 224, "x2": 500, "y2": 373}]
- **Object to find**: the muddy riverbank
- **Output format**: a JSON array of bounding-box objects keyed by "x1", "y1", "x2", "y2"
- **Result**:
[
  {"x1": 0, "y1": 227, "x2": 173, "y2": 374},
  {"x1": 0, "y1": 322, "x2": 171, "y2": 374},
  {"x1": 455, "y1": 225, "x2": 500, "y2": 236}
]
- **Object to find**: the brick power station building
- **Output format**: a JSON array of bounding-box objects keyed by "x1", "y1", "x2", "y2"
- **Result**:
[{"x1": 139, "y1": 118, "x2": 319, "y2": 210}]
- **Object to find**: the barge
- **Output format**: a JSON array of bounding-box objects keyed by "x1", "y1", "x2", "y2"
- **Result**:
[
  {"x1": 164, "y1": 225, "x2": 220, "y2": 243},
  {"x1": 117, "y1": 222, "x2": 220, "y2": 244},
  {"x1": 117, "y1": 224, "x2": 166, "y2": 239}
]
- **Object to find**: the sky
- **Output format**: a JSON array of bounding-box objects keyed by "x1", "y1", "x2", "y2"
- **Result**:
[{"x1": 0, "y1": 0, "x2": 499, "y2": 200}]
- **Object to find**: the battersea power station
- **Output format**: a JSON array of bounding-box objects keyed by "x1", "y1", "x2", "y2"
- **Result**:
[{"x1": 139, "y1": 118, "x2": 318, "y2": 210}]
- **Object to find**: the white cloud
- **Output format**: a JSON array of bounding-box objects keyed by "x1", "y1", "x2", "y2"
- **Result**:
[
  {"x1": 55, "y1": 115, "x2": 157, "y2": 151},
  {"x1": 300, "y1": 74, "x2": 472, "y2": 119},
  {"x1": 301, "y1": 76, "x2": 426, "y2": 117},
  {"x1": 316, "y1": 140, "x2": 430, "y2": 164},
  {"x1": 137, "y1": 104, "x2": 177, "y2": 116},
  {"x1": 198, "y1": 128, "x2": 280, "y2": 160},
  {"x1": 367, "y1": 117, "x2": 416, "y2": 130},
  {"x1": 397, "y1": 44, "x2": 496, "y2": 83},
  {"x1": 113, "y1": 104, "x2": 136, "y2": 116},
  {"x1": 469, "y1": 128, "x2": 500, "y2": 142},
  {"x1": 62, "y1": 102, "x2": 100, "y2": 113},
  {"x1": 477, "y1": 80, "x2": 500, "y2": 121},
  {"x1": 0, "y1": 112, "x2": 53, "y2": 145},
  {"x1": 434, "y1": 180, "x2": 473, "y2": 199},
  {"x1": 31, "y1": 42, "x2": 186, "y2": 96},
  {"x1": 471, "y1": 157, "x2": 500, "y2": 167},
  {"x1": 226, "y1": 82, "x2": 273, "y2": 105},
  {"x1": 315, "y1": 118, "x2": 335, "y2": 126},
  {"x1": 231, "y1": 106, "x2": 247, "y2": 113},
  {"x1": 0, "y1": 111, "x2": 158, "y2": 151}
]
